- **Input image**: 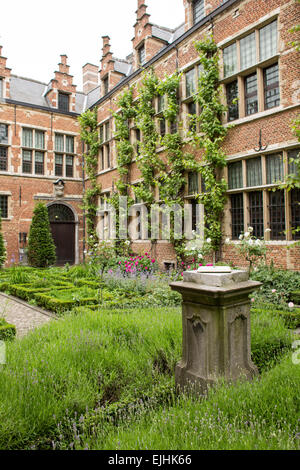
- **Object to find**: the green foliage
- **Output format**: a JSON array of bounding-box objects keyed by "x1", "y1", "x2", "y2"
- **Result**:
[
  {"x1": 233, "y1": 227, "x2": 267, "y2": 272},
  {"x1": 0, "y1": 319, "x2": 16, "y2": 341},
  {"x1": 0, "y1": 284, "x2": 296, "y2": 450},
  {"x1": 251, "y1": 309, "x2": 292, "y2": 371},
  {"x1": 86, "y1": 240, "x2": 117, "y2": 277},
  {"x1": 0, "y1": 213, "x2": 6, "y2": 268},
  {"x1": 27, "y1": 203, "x2": 56, "y2": 268},
  {"x1": 86, "y1": 355, "x2": 300, "y2": 450},
  {"x1": 78, "y1": 109, "x2": 101, "y2": 247},
  {"x1": 250, "y1": 264, "x2": 300, "y2": 302},
  {"x1": 0, "y1": 307, "x2": 181, "y2": 449},
  {"x1": 291, "y1": 290, "x2": 300, "y2": 304},
  {"x1": 190, "y1": 35, "x2": 229, "y2": 253}
]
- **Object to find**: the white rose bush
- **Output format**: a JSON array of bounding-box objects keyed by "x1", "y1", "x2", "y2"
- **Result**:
[{"x1": 232, "y1": 227, "x2": 267, "y2": 272}]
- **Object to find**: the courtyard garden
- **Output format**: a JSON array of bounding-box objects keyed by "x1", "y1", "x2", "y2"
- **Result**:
[{"x1": 0, "y1": 255, "x2": 299, "y2": 450}]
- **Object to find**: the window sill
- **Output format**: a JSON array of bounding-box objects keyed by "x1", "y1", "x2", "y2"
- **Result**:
[
  {"x1": 224, "y1": 105, "x2": 283, "y2": 128},
  {"x1": 220, "y1": 54, "x2": 280, "y2": 84}
]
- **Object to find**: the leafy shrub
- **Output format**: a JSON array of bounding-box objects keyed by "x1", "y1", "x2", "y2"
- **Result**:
[
  {"x1": 251, "y1": 265, "x2": 300, "y2": 304},
  {"x1": 251, "y1": 309, "x2": 292, "y2": 371},
  {"x1": 0, "y1": 318, "x2": 16, "y2": 341},
  {"x1": 291, "y1": 290, "x2": 300, "y2": 305},
  {"x1": 27, "y1": 203, "x2": 56, "y2": 268},
  {"x1": 7, "y1": 283, "x2": 73, "y2": 302},
  {"x1": 144, "y1": 286, "x2": 181, "y2": 307}
]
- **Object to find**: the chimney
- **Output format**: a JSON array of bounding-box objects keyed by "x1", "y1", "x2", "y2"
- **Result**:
[
  {"x1": 82, "y1": 63, "x2": 99, "y2": 94},
  {"x1": 0, "y1": 45, "x2": 11, "y2": 99},
  {"x1": 137, "y1": 1, "x2": 150, "y2": 22},
  {"x1": 58, "y1": 54, "x2": 70, "y2": 74},
  {"x1": 102, "y1": 36, "x2": 112, "y2": 60}
]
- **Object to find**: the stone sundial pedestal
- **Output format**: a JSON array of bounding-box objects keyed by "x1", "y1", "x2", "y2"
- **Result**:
[{"x1": 170, "y1": 268, "x2": 261, "y2": 395}]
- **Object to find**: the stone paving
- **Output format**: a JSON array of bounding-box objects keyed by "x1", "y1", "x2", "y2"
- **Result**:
[{"x1": 0, "y1": 293, "x2": 56, "y2": 338}]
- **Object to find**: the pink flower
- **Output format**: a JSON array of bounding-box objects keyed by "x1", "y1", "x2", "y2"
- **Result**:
[
  {"x1": 187, "y1": 265, "x2": 190, "y2": 269},
  {"x1": 145, "y1": 253, "x2": 148, "y2": 256},
  {"x1": 181, "y1": 272, "x2": 183, "y2": 276},
  {"x1": 199, "y1": 263, "x2": 202, "y2": 267},
  {"x1": 192, "y1": 259, "x2": 195, "y2": 262},
  {"x1": 251, "y1": 298, "x2": 255, "y2": 303},
  {"x1": 181, "y1": 262, "x2": 184, "y2": 266},
  {"x1": 288, "y1": 302, "x2": 294, "y2": 309},
  {"x1": 119, "y1": 261, "x2": 122, "y2": 264},
  {"x1": 272, "y1": 289, "x2": 276, "y2": 293},
  {"x1": 206, "y1": 264, "x2": 213, "y2": 267},
  {"x1": 135, "y1": 262, "x2": 139, "y2": 266},
  {"x1": 145, "y1": 266, "x2": 148, "y2": 270},
  {"x1": 151, "y1": 259, "x2": 155, "y2": 263}
]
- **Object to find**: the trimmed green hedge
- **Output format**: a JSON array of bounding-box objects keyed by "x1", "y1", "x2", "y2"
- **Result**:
[
  {"x1": 0, "y1": 282, "x2": 10, "y2": 292},
  {"x1": 7, "y1": 283, "x2": 74, "y2": 302},
  {"x1": 33, "y1": 291, "x2": 99, "y2": 314},
  {"x1": 0, "y1": 319, "x2": 16, "y2": 341}
]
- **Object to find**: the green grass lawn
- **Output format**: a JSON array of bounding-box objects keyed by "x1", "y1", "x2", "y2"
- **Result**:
[{"x1": 0, "y1": 305, "x2": 297, "y2": 450}]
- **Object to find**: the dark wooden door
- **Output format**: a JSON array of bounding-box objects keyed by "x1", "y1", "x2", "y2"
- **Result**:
[{"x1": 50, "y1": 223, "x2": 75, "y2": 265}]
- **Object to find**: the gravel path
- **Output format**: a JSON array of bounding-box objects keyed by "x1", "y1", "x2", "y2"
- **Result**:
[{"x1": 0, "y1": 293, "x2": 56, "y2": 338}]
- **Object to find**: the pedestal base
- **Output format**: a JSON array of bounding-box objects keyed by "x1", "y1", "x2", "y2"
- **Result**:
[{"x1": 170, "y1": 270, "x2": 261, "y2": 396}]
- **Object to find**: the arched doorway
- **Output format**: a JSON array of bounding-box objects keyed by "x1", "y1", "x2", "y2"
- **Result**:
[{"x1": 48, "y1": 203, "x2": 76, "y2": 265}]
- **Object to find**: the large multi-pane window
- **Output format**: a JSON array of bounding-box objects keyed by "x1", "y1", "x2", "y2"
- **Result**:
[
  {"x1": 99, "y1": 121, "x2": 111, "y2": 171},
  {"x1": 249, "y1": 191, "x2": 264, "y2": 238},
  {"x1": 0, "y1": 195, "x2": 8, "y2": 219},
  {"x1": 223, "y1": 43, "x2": 237, "y2": 78},
  {"x1": 103, "y1": 76, "x2": 109, "y2": 95},
  {"x1": 226, "y1": 80, "x2": 239, "y2": 121},
  {"x1": 291, "y1": 189, "x2": 300, "y2": 240},
  {"x1": 266, "y1": 153, "x2": 284, "y2": 184},
  {"x1": 22, "y1": 128, "x2": 45, "y2": 175},
  {"x1": 188, "y1": 172, "x2": 199, "y2": 195},
  {"x1": 0, "y1": 124, "x2": 8, "y2": 145},
  {"x1": 227, "y1": 149, "x2": 300, "y2": 241},
  {"x1": 245, "y1": 73, "x2": 258, "y2": 115},
  {"x1": 0, "y1": 147, "x2": 7, "y2": 171},
  {"x1": 230, "y1": 193, "x2": 244, "y2": 239},
  {"x1": 269, "y1": 190, "x2": 286, "y2": 240},
  {"x1": 54, "y1": 133, "x2": 75, "y2": 177},
  {"x1": 288, "y1": 149, "x2": 299, "y2": 175},
  {"x1": 246, "y1": 157, "x2": 262, "y2": 187},
  {"x1": 185, "y1": 69, "x2": 196, "y2": 98},
  {"x1": 223, "y1": 20, "x2": 279, "y2": 121},
  {"x1": 138, "y1": 45, "x2": 146, "y2": 66},
  {"x1": 184, "y1": 64, "x2": 203, "y2": 132},
  {"x1": 259, "y1": 20, "x2": 278, "y2": 62},
  {"x1": 58, "y1": 92, "x2": 69, "y2": 112},
  {"x1": 240, "y1": 32, "x2": 256, "y2": 70},
  {"x1": 228, "y1": 161, "x2": 243, "y2": 189},
  {"x1": 193, "y1": 0, "x2": 205, "y2": 24},
  {"x1": 0, "y1": 124, "x2": 8, "y2": 172},
  {"x1": 264, "y1": 64, "x2": 280, "y2": 110}
]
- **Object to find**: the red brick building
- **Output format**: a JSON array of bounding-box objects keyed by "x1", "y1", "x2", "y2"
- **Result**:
[{"x1": 0, "y1": 0, "x2": 299, "y2": 269}]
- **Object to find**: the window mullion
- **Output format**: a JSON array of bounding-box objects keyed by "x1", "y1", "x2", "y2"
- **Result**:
[
  {"x1": 257, "y1": 67, "x2": 264, "y2": 113},
  {"x1": 238, "y1": 76, "x2": 245, "y2": 118},
  {"x1": 263, "y1": 189, "x2": 269, "y2": 239}
]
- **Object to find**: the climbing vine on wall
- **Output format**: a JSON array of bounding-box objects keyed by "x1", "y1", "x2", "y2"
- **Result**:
[
  {"x1": 107, "y1": 36, "x2": 229, "y2": 261},
  {"x1": 113, "y1": 88, "x2": 137, "y2": 196},
  {"x1": 190, "y1": 35, "x2": 228, "y2": 254},
  {"x1": 78, "y1": 108, "x2": 101, "y2": 248}
]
